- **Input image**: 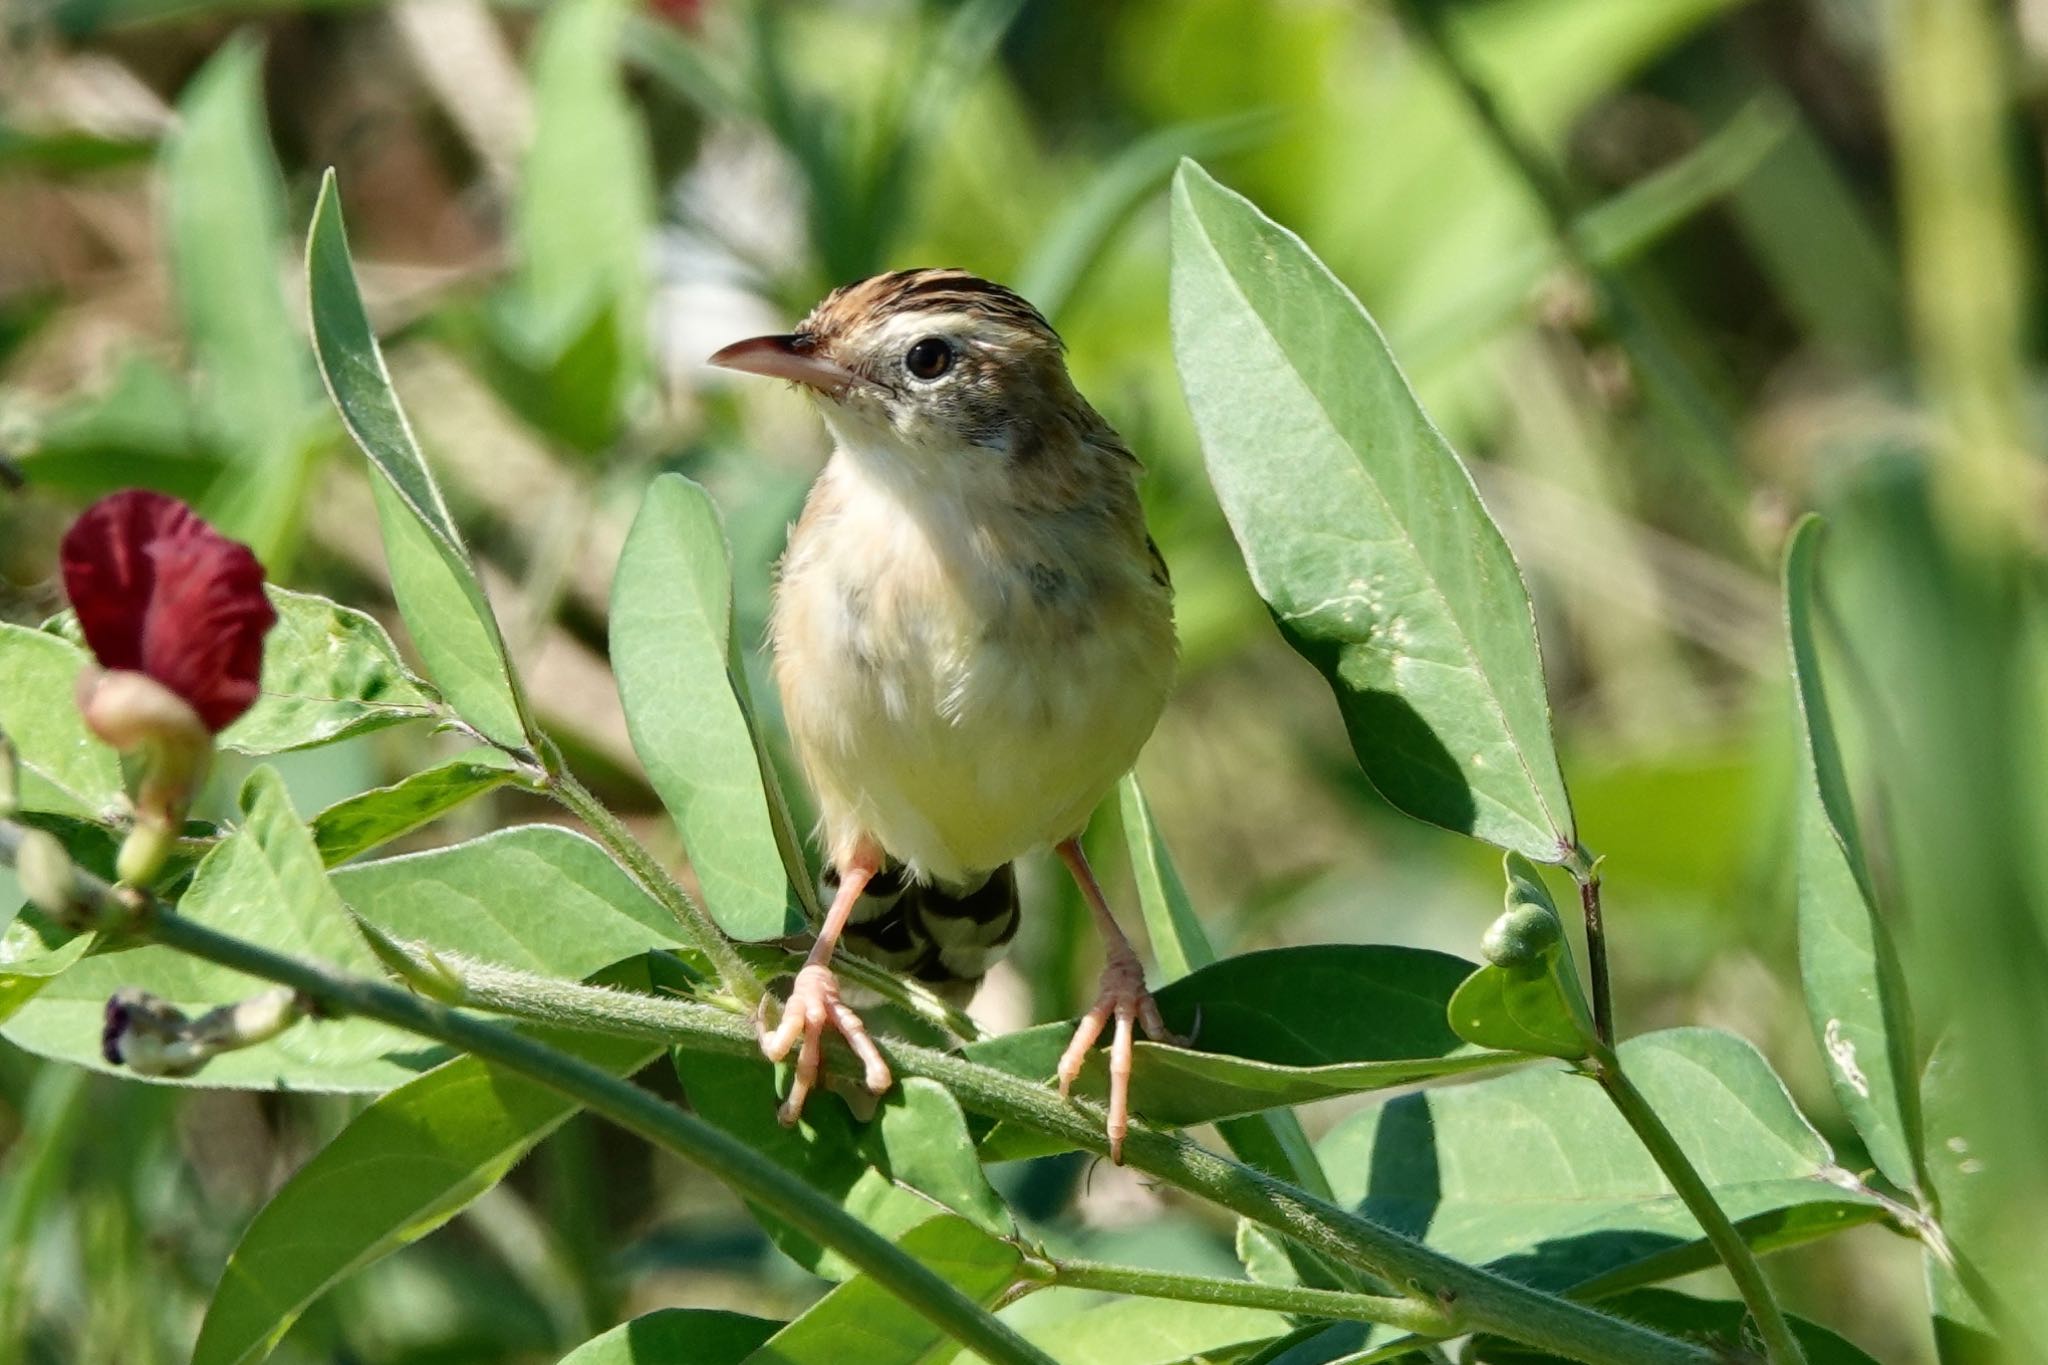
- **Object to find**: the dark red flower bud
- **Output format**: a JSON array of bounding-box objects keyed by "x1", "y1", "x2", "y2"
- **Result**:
[{"x1": 60, "y1": 490, "x2": 276, "y2": 734}]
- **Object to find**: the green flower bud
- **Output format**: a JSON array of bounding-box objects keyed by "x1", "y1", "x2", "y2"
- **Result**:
[{"x1": 1481, "y1": 898, "x2": 1563, "y2": 968}]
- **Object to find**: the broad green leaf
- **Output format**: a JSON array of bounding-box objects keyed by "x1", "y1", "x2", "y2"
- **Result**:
[
  {"x1": 164, "y1": 35, "x2": 322, "y2": 566},
  {"x1": 559, "y1": 1310, "x2": 780, "y2": 1365},
  {"x1": 612, "y1": 474, "x2": 804, "y2": 941},
  {"x1": 218, "y1": 587, "x2": 437, "y2": 754},
  {"x1": 2, "y1": 767, "x2": 430, "y2": 1089},
  {"x1": 0, "y1": 625, "x2": 122, "y2": 818},
  {"x1": 1119, "y1": 776, "x2": 1207, "y2": 984},
  {"x1": 516, "y1": 0, "x2": 651, "y2": 420},
  {"x1": 1169, "y1": 161, "x2": 1573, "y2": 861},
  {"x1": 310, "y1": 753, "x2": 520, "y2": 866},
  {"x1": 674, "y1": 1055, "x2": 1009, "y2": 1282},
  {"x1": 968, "y1": 946, "x2": 1515, "y2": 1158},
  {"x1": 1472, "y1": 1287, "x2": 1881, "y2": 1364},
  {"x1": 192, "y1": 1030, "x2": 662, "y2": 1365},
  {"x1": 749, "y1": 1216, "x2": 1018, "y2": 1364},
  {"x1": 1319, "y1": 1028, "x2": 1886, "y2": 1301},
  {"x1": 1446, "y1": 854, "x2": 1596, "y2": 1060},
  {"x1": 331, "y1": 825, "x2": 687, "y2": 977},
  {"x1": 1783, "y1": 517, "x2": 1921, "y2": 1194},
  {"x1": 306, "y1": 173, "x2": 533, "y2": 750},
  {"x1": 0, "y1": 817, "x2": 126, "y2": 1018},
  {"x1": 957, "y1": 1298, "x2": 1288, "y2": 1365}
]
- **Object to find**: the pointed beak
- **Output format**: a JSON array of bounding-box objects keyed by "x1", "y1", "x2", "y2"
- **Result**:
[{"x1": 706, "y1": 334, "x2": 859, "y2": 397}]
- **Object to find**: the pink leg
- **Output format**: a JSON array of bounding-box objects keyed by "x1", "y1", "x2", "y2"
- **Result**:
[
  {"x1": 1054, "y1": 838, "x2": 1172, "y2": 1164},
  {"x1": 758, "y1": 843, "x2": 893, "y2": 1124}
]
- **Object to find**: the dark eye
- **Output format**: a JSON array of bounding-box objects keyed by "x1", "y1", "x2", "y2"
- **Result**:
[{"x1": 904, "y1": 337, "x2": 953, "y2": 380}]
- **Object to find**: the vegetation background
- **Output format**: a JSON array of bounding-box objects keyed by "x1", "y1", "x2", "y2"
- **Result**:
[{"x1": 0, "y1": 0, "x2": 2037, "y2": 1362}]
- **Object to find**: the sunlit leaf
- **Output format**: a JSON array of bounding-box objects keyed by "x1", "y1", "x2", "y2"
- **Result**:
[
  {"x1": 612, "y1": 474, "x2": 805, "y2": 941},
  {"x1": 192, "y1": 1028, "x2": 662, "y2": 1365},
  {"x1": 1446, "y1": 854, "x2": 1595, "y2": 1061},
  {"x1": 309, "y1": 753, "x2": 520, "y2": 867},
  {"x1": 1783, "y1": 517, "x2": 1922, "y2": 1195},
  {"x1": 0, "y1": 626, "x2": 122, "y2": 819},
  {"x1": 218, "y1": 588, "x2": 437, "y2": 754},
  {"x1": 674, "y1": 1056, "x2": 1009, "y2": 1282},
  {"x1": 967, "y1": 1297, "x2": 1288, "y2": 1365},
  {"x1": 306, "y1": 172, "x2": 534, "y2": 750},
  {"x1": 1169, "y1": 161, "x2": 1573, "y2": 861},
  {"x1": 2, "y1": 767, "x2": 429, "y2": 1089}
]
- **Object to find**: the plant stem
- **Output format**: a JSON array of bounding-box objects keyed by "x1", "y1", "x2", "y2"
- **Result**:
[
  {"x1": 349, "y1": 937, "x2": 1717, "y2": 1365},
  {"x1": 1032, "y1": 1257, "x2": 1458, "y2": 1336},
  {"x1": 0, "y1": 822, "x2": 1045, "y2": 1365},
  {"x1": 541, "y1": 756, "x2": 761, "y2": 1005},
  {"x1": 1591, "y1": 1045, "x2": 1808, "y2": 1365},
  {"x1": 1568, "y1": 847, "x2": 1614, "y2": 1046}
]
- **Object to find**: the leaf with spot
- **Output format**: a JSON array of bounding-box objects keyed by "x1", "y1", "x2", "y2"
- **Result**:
[
  {"x1": 1170, "y1": 160, "x2": 1573, "y2": 861},
  {"x1": 219, "y1": 588, "x2": 437, "y2": 754}
]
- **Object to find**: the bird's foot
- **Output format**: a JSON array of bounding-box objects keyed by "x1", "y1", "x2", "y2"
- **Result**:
[
  {"x1": 1056, "y1": 946, "x2": 1176, "y2": 1164},
  {"x1": 757, "y1": 963, "x2": 893, "y2": 1126}
]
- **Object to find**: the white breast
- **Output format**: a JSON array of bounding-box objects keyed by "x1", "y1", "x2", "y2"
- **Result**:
[{"x1": 772, "y1": 451, "x2": 1175, "y2": 885}]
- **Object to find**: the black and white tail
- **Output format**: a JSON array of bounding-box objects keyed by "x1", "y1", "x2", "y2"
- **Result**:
[{"x1": 832, "y1": 861, "x2": 1020, "y2": 1006}]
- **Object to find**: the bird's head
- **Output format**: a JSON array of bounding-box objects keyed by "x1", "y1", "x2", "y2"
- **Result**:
[{"x1": 709, "y1": 269, "x2": 1081, "y2": 471}]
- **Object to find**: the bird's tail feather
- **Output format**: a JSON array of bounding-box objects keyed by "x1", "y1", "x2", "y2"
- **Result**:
[{"x1": 830, "y1": 861, "x2": 1019, "y2": 1006}]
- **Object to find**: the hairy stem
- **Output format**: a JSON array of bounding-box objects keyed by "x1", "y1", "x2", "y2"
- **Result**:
[
  {"x1": 1030, "y1": 1257, "x2": 1459, "y2": 1336},
  {"x1": 1591, "y1": 1045, "x2": 1807, "y2": 1365},
  {"x1": 540, "y1": 756, "x2": 761, "y2": 1005}
]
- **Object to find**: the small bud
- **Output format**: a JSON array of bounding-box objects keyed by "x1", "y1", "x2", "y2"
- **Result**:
[
  {"x1": 1481, "y1": 898, "x2": 1564, "y2": 968},
  {"x1": 353, "y1": 914, "x2": 467, "y2": 1002},
  {"x1": 16, "y1": 829, "x2": 79, "y2": 922},
  {"x1": 103, "y1": 986, "x2": 307, "y2": 1078},
  {"x1": 75, "y1": 669, "x2": 212, "y2": 887}
]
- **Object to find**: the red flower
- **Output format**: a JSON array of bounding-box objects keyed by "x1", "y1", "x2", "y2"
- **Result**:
[{"x1": 60, "y1": 491, "x2": 276, "y2": 734}]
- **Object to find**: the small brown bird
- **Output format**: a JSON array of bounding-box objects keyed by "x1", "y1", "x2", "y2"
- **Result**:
[{"x1": 709, "y1": 269, "x2": 1179, "y2": 1160}]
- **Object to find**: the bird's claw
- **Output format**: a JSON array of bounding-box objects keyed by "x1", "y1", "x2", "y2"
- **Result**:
[
  {"x1": 758, "y1": 963, "x2": 892, "y2": 1126},
  {"x1": 1056, "y1": 948, "x2": 1172, "y2": 1164}
]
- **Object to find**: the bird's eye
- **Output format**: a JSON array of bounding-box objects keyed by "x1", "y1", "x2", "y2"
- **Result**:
[{"x1": 904, "y1": 337, "x2": 953, "y2": 380}]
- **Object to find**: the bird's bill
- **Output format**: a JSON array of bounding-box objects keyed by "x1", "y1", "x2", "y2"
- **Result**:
[{"x1": 707, "y1": 334, "x2": 858, "y2": 395}]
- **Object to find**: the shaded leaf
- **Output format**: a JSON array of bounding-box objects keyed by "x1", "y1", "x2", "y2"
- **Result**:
[
  {"x1": 968, "y1": 946, "x2": 1515, "y2": 1158},
  {"x1": 1784, "y1": 517, "x2": 1921, "y2": 1194},
  {"x1": 306, "y1": 173, "x2": 533, "y2": 750},
  {"x1": 1319, "y1": 1028, "x2": 1886, "y2": 1301},
  {"x1": 674, "y1": 1055, "x2": 1009, "y2": 1282},
  {"x1": 192, "y1": 1029, "x2": 662, "y2": 1365},
  {"x1": 559, "y1": 1310, "x2": 780, "y2": 1365},
  {"x1": 1471, "y1": 1287, "x2": 1881, "y2": 1364},
  {"x1": 331, "y1": 825, "x2": 688, "y2": 978},
  {"x1": 218, "y1": 587, "x2": 437, "y2": 754},
  {"x1": 749, "y1": 1215, "x2": 1018, "y2": 1364},
  {"x1": 310, "y1": 752, "x2": 520, "y2": 866},
  {"x1": 1446, "y1": 854, "x2": 1595, "y2": 1061},
  {"x1": 3, "y1": 768, "x2": 431, "y2": 1089},
  {"x1": 1169, "y1": 160, "x2": 1572, "y2": 860},
  {"x1": 612, "y1": 474, "x2": 804, "y2": 941},
  {"x1": 0, "y1": 625, "x2": 122, "y2": 818}
]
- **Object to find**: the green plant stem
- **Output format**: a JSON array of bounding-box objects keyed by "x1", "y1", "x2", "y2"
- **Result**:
[
  {"x1": 0, "y1": 823, "x2": 1046, "y2": 1365},
  {"x1": 541, "y1": 756, "x2": 761, "y2": 1005},
  {"x1": 1590, "y1": 1044, "x2": 1807, "y2": 1365},
  {"x1": 1566, "y1": 845, "x2": 1614, "y2": 1046},
  {"x1": 1031, "y1": 1257, "x2": 1458, "y2": 1336},
  {"x1": 362, "y1": 938, "x2": 1716, "y2": 1365}
]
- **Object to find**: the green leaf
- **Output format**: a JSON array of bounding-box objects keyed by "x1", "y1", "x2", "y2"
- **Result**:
[
  {"x1": 749, "y1": 1216, "x2": 1019, "y2": 1364},
  {"x1": 306, "y1": 172, "x2": 534, "y2": 750},
  {"x1": 1119, "y1": 776, "x2": 1207, "y2": 984},
  {"x1": 330, "y1": 825, "x2": 687, "y2": 977},
  {"x1": 309, "y1": 753, "x2": 520, "y2": 867},
  {"x1": 15, "y1": 353, "x2": 222, "y2": 500},
  {"x1": 1318, "y1": 1028, "x2": 1886, "y2": 1300},
  {"x1": 164, "y1": 35, "x2": 323, "y2": 567},
  {"x1": 979, "y1": 1298, "x2": 1289, "y2": 1365},
  {"x1": 612, "y1": 474, "x2": 804, "y2": 941},
  {"x1": 2, "y1": 767, "x2": 431, "y2": 1089},
  {"x1": 559, "y1": 1310, "x2": 780, "y2": 1365},
  {"x1": 1446, "y1": 854, "x2": 1596, "y2": 1060},
  {"x1": 0, "y1": 625, "x2": 122, "y2": 818},
  {"x1": 218, "y1": 587, "x2": 437, "y2": 754},
  {"x1": 1783, "y1": 517, "x2": 1922, "y2": 1195},
  {"x1": 968, "y1": 946, "x2": 1515, "y2": 1158},
  {"x1": 673, "y1": 1055, "x2": 1010, "y2": 1282},
  {"x1": 1471, "y1": 1287, "x2": 1881, "y2": 1364},
  {"x1": 192, "y1": 1029, "x2": 662, "y2": 1365},
  {"x1": 516, "y1": 0, "x2": 651, "y2": 421},
  {"x1": 1169, "y1": 160, "x2": 1573, "y2": 861}
]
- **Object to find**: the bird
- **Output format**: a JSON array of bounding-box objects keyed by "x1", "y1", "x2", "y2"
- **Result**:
[{"x1": 708, "y1": 268, "x2": 1179, "y2": 1161}]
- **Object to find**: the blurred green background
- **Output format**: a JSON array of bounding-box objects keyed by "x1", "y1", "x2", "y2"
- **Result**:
[{"x1": 1, "y1": 0, "x2": 2038, "y2": 1361}]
